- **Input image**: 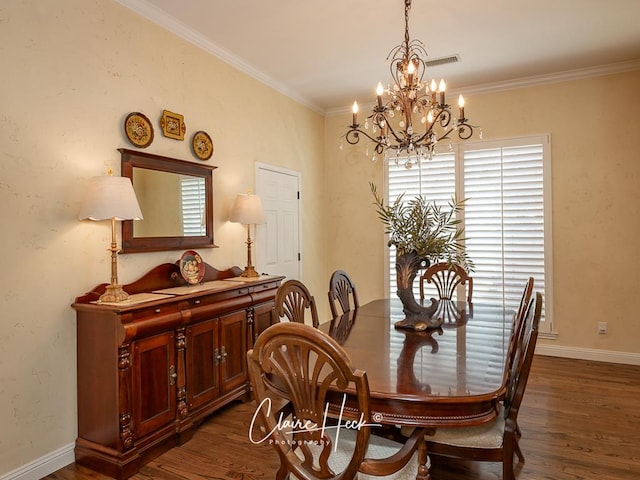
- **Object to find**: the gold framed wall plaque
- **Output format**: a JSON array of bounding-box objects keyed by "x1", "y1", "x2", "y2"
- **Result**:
[
  {"x1": 160, "y1": 109, "x2": 186, "y2": 140},
  {"x1": 124, "y1": 112, "x2": 154, "y2": 148},
  {"x1": 192, "y1": 130, "x2": 214, "y2": 160}
]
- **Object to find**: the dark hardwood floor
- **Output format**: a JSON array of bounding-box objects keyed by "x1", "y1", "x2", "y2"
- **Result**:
[{"x1": 46, "y1": 355, "x2": 640, "y2": 480}]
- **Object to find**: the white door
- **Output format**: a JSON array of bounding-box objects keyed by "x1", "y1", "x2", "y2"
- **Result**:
[{"x1": 255, "y1": 164, "x2": 300, "y2": 280}]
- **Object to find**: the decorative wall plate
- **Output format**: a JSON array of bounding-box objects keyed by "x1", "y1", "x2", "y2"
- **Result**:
[
  {"x1": 179, "y1": 250, "x2": 205, "y2": 285},
  {"x1": 160, "y1": 109, "x2": 186, "y2": 140},
  {"x1": 124, "y1": 112, "x2": 154, "y2": 148},
  {"x1": 192, "y1": 130, "x2": 214, "y2": 160}
]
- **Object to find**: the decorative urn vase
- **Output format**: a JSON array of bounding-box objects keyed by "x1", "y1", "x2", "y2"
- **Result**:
[{"x1": 394, "y1": 251, "x2": 441, "y2": 330}]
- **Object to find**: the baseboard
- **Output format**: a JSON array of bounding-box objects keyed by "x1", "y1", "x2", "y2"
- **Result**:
[
  {"x1": 0, "y1": 443, "x2": 74, "y2": 480},
  {"x1": 536, "y1": 344, "x2": 640, "y2": 365}
]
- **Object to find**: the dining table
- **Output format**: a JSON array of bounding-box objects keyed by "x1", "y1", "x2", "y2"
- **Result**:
[{"x1": 319, "y1": 297, "x2": 514, "y2": 479}]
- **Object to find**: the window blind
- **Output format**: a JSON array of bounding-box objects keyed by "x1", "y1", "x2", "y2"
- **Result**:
[
  {"x1": 180, "y1": 176, "x2": 207, "y2": 236},
  {"x1": 388, "y1": 154, "x2": 455, "y2": 298},
  {"x1": 386, "y1": 136, "x2": 552, "y2": 331},
  {"x1": 462, "y1": 142, "x2": 547, "y2": 323}
]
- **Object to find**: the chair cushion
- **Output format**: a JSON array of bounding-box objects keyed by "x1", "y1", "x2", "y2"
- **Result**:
[
  {"x1": 293, "y1": 427, "x2": 419, "y2": 480},
  {"x1": 333, "y1": 428, "x2": 419, "y2": 480},
  {"x1": 427, "y1": 404, "x2": 505, "y2": 449}
]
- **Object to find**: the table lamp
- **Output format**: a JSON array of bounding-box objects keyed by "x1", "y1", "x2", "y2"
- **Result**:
[
  {"x1": 79, "y1": 171, "x2": 143, "y2": 302},
  {"x1": 230, "y1": 193, "x2": 265, "y2": 278}
]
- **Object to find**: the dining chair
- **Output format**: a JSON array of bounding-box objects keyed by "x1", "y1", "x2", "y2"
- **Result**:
[
  {"x1": 504, "y1": 277, "x2": 535, "y2": 390},
  {"x1": 272, "y1": 279, "x2": 320, "y2": 328},
  {"x1": 419, "y1": 262, "x2": 473, "y2": 303},
  {"x1": 328, "y1": 269, "x2": 360, "y2": 318},
  {"x1": 247, "y1": 322, "x2": 426, "y2": 480},
  {"x1": 503, "y1": 277, "x2": 534, "y2": 438},
  {"x1": 424, "y1": 292, "x2": 542, "y2": 480}
]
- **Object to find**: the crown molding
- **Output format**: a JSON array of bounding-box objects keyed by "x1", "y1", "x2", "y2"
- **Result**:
[
  {"x1": 114, "y1": 1, "x2": 639, "y2": 117},
  {"x1": 326, "y1": 60, "x2": 640, "y2": 116},
  {"x1": 463, "y1": 59, "x2": 640, "y2": 96},
  {"x1": 113, "y1": 0, "x2": 324, "y2": 114}
]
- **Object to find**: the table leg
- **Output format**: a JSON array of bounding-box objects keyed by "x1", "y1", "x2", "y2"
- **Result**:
[{"x1": 416, "y1": 439, "x2": 431, "y2": 480}]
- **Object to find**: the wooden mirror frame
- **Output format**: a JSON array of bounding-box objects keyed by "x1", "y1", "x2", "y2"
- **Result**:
[{"x1": 120, "y1": 148, "x2": 217, "y2": 253}]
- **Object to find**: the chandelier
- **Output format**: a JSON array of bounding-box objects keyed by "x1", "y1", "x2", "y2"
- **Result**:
[{"x1": 344, "y1": 0, "x2": 477, "y2": 168}]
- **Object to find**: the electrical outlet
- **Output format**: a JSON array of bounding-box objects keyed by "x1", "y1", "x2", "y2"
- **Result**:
[{"x1": 598, "y1": 322, "x2": 608, "y2": 334}]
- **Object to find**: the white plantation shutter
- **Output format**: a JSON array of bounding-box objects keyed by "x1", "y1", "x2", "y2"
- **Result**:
[
  {"x1": 462, "y1": 140, "x2": 548, "y2": 324},
  {"x1": 181, "y1": 176, "x2": 207, "y2": 236},
  {"x1": 387, "y1": 154, "x2": 455, "y2": 298},
  {"x1": 386, "y1": 135, "x2": 552, "y2": 332}
]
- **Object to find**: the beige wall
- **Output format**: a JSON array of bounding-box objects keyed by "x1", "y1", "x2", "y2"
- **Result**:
[
  {"x1": 0, "y1": 0, "x2": 324, "y2": 474},
  {"x1": 325, "y1": 70, "x2": 640, "y2": 354},
  {"x1": 2, "y1": 0, "x2": 639, "y2": 475}
]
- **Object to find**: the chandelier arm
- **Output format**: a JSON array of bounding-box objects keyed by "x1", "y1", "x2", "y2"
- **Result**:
[
  {"x1": 435, "y1": 127, "x2": 455, "y2": 142},
  {"x1": 457, "y1": 123, "x2": 475, "y2": 140},
  {"x1": 345, "y1": 127, "x2": 385, "y2": 152},
  {"x1": 384, "y1": 117, "x2": 407, "y2": 145},
  {"x1": 436, "y1": 108, "x2": 452, "y2": 129}
]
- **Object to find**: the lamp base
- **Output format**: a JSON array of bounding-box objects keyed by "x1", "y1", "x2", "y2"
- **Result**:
[
  {"x1": 99, "y1": 284, "x2": 130, "y2": 303},
  {"x1": 240, "y1": 266, "x2": 260, "y2": 278}
]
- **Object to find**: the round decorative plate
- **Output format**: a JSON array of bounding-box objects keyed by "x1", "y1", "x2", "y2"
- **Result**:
[
  {"x1": 179, "y1": 250, "x2": 205, "y2": 285},
  {"x1": 192, "y1": 130, "x2": 214, "y2": 160},
  {"x1": 124, "y1": 112, "x2": 154, "y2": 148}
]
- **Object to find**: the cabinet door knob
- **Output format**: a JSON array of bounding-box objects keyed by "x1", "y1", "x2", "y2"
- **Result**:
[
  {"x1": 169, "y1": 365, "x2": 177, "y2": 386},
  {"x1": 220, "y1": 346, "x2": 227, "y2": 364},
  {"x1": 214, "y1": 347, "x2": 221, "y2": 366}
]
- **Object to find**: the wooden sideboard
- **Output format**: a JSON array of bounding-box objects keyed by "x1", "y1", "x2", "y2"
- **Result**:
[{"x1": 72, "y1": 262, "x2": 283, "y2": 479}]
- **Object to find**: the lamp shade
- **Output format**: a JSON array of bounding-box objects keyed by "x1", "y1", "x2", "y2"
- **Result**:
[
  {"x1": 79, "y1": 175, "x2": 143, "y2": 221},
  {"x1": 229, "y1": 193, "x2": 265, "y2": 225}
]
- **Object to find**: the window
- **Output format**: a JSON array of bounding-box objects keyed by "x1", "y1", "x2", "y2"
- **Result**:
[
  {"x1": 385, "y1": 135, "x2": 553, "y2": 333},
  {"x1": 180, "y1": 176, "x2": 207, "y2": 236}
]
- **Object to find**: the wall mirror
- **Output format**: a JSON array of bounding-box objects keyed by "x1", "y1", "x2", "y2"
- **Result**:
[{"x1": 120, "y1": 148, "x2": 217, "y2": 253}]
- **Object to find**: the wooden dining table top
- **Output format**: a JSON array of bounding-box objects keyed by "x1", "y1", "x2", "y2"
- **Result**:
[{"x1": 319, "y1": 298, "x2": 514, "y2": 428}]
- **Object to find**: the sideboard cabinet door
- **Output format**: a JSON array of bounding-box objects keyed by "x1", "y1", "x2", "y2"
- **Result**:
[
  {"x1": 252, "y1": 300, "x2": 275, "y2": 342},
  {"x1": 132, "y1": 332, "x2": 177, "y2": 439},
  {"x1": 219, "y1": 310, "x2": 248, "y2": 393},
  {"x1": 186, "y1": 319, "x2": 220, "y2": 411}
]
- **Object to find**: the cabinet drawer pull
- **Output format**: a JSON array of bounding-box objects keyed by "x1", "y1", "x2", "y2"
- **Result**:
[
  {"x1": 154, "y1": 308, "x2": 161, "y2": 314},
  {"x1": 194, "y1": 299, "x2": 201, "y2": 304}
]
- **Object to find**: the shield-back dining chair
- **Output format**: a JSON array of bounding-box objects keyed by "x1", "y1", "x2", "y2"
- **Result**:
[
  {"x1": 423, "y1": 292, "x2": 542, "y2": 480},
  {"x1": 247, "y1": 322, "x2": 426, "y2": 480},
  {"x1": 419, "y1": 262, "x2": 473, "y2": 303},
  {"x1": 272, "y1": 279, "x2": 320, "y2": 328},
  {"x1": 328, "y1": 269, "x2": 360, "y2": 318}
]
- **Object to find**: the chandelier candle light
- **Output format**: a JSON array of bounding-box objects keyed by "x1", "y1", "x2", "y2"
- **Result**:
[{"x1": 345, "y1": 0, "x2": 477, "y2": 167}]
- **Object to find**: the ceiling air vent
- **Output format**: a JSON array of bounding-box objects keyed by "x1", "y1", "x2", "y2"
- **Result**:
[{"x1": 425, "y1": 55, "x2": 460, "y2": 68}]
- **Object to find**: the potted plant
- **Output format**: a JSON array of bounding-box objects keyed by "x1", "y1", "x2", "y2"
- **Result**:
[{"x1": 370, "y1": 182, "x2": 473, "y2": 330}]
